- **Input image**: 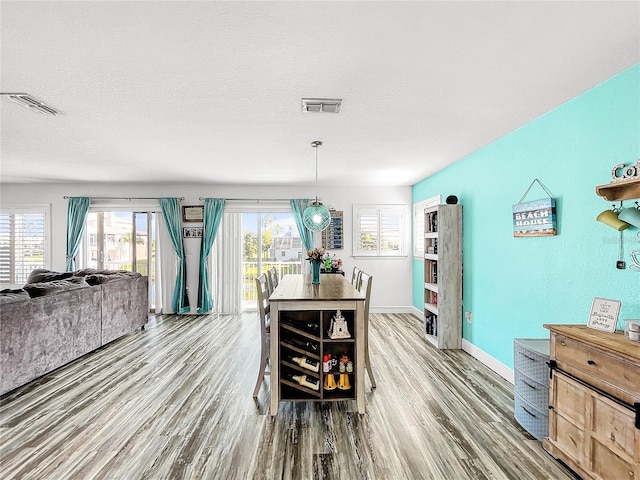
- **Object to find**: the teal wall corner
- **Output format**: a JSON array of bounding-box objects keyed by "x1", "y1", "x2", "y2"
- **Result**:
[{"x1": 412, "y1": 64, "x2": 640, "y2": 369}]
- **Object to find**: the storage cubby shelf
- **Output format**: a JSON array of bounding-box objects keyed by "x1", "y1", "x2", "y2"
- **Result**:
[
  {"x1": 280, "y1": 379, "x2": 321, "y2": 398},
  {"x1": 280, "y1": 341, "x2": 321, "y2": 361},
  {"x1": 424, "y1": 282, "x2": 438, "y2": 292},
  {"x1": 280, "y1": 323, "x2": 320, "y2": 342},
  {"x1": 280, "y1": 360, "x2": 320, "y2": 379},
  {"x1": 424, "y1": 303, "x2": 438, "y2": 315},
  {"x1": 278, "y1": 307, "x2": 358, "y2": 403}
]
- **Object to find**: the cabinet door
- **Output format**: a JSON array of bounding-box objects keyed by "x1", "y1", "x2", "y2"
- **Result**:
[
  {"x1": 548, "y1": 371, "x2": 639, "y2": 480},
  {"x1": 589, "y1": 394, "x2": 639, "y2": 480},
  {"x1": 549, "y1": 372, "x2": 587, "y2": 466}
]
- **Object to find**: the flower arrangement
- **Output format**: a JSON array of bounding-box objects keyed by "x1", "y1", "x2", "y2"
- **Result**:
[{"x1": 306, "y1": 247, "x2": 326, "y2": 263}]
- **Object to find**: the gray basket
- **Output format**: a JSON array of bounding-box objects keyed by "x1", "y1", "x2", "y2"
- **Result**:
[
  {"x1": 514, "y1": 339, "x2": 550, "y2": 385},
  {"x1": 514, "y1": 392, "x2": 549, "y2": 441}
]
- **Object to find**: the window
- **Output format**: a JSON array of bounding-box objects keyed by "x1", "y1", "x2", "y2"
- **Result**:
[
  {"x1": 0, "y1": 206, "x2": 49, "y2": 285},
  {"x1": 413, "y1": 195, "x2": 441, "y2": 258},
  {"x1": 353, "y1": 204, "x2": 406, "y2": 256}
]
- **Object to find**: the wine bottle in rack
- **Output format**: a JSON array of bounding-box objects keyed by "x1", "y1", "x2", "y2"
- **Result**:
[
  {"x1": 288, "y1": 355, "x2": 320, "y2": 373},
  {"x1": 283, "y1": 318, "x2": 319, "y2": 334},
  {"x1": 289, "y1": 337, "x2": 319, "y2": 352},
  {"x1": 288, "y1": 373, "x2": 320, "y2": 391}
]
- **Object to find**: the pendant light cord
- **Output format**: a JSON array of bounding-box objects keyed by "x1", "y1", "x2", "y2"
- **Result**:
[{"x1": 312, "y1": 140, "x2": 322, "y2": 203}]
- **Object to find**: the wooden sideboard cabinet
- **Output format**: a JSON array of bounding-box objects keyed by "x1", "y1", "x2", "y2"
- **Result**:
[{"x1": 543, "y1": 324, "x2": 640, "y2": 480}]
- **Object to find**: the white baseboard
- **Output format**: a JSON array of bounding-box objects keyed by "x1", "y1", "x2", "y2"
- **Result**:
[
  {"x1": 462, "y1": 339, "x2": 514, "y2": 384},
  {"x1": 370, "y1": 306, "x2": 417, "y2": 314}
]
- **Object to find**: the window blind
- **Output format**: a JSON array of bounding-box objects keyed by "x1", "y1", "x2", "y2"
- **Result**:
[{"x1": 0, "y1": 209, "x2": 48, "y2": 284}]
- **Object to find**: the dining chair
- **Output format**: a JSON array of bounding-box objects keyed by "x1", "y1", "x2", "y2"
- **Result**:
[
  {"x1": 358, "y1": 271, "x2": 376, "y2": 389},
  {"x1": 253, "y1": 274, "x2": 271, "y2": 397},
  {"x1": 268, "y1": 266, "x2": 279, "y2": 293},
  {"x1": 266, "y1": 269, "x2": 274, "y2": 296},
  {"x1": 351, "y1": 266, "x2": 362, "y2": 290}
]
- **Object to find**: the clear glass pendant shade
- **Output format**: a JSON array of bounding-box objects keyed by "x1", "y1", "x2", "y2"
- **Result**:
[{"x1": 303, "y1": 201, "x2": 331, "y2": 231}]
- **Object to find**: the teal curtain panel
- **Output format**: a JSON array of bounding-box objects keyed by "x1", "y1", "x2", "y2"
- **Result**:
[
  {"x1": 65, "y1": 197, "x2": 91, "y2": 271},
  {"x1": 197, "y1": 198, "x2": 225, "y2": 313},
  {"x1": 158, "y1": 197, "x2": 190, "y2": 314}
]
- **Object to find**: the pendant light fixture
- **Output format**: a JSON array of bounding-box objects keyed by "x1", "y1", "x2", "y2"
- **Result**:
[{"x1": 303, "y1": 140, "x2": 331, "y2": 232}]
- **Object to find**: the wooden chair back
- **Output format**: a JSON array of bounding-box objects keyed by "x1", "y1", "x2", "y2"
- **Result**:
[
  {"x1": 358, "y1": 270, "x2": 376, "y2": 388},
  {"x1": 253, "y1": 274, "x2": 271, "y2": 397},
  {"x1": 256, "y1": 274, "x2": 271, "y2": 338},
  {"x1": 351, "y1": 266, "x2": 362, "y2": 290},
  {"x1": 267, "y1": 266, "x2": 279, "y2": 294},
  {"x1": 358, "y1": 271, "x2": 372, "y2": 320}
]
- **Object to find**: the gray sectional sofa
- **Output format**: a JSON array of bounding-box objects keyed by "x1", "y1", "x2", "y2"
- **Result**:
[{"x1": 0, "y1": 269, "x2": 148, "y2": 396}]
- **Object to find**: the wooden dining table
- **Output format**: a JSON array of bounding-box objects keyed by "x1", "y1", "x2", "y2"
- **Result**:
[{"x1": 268, "y1": 273, "x2": 366, "y2": 415}]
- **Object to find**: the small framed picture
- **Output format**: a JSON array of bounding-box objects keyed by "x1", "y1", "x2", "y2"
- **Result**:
[
  {"x1": 587, "y1": 297, "x2": 621, "y2": 333},
  {"x1": 183, "y1": 227, "x2": 203, "y2": 238},
  {"x1": 183, "y1": 205, "x2": 204, "y2": 222}
]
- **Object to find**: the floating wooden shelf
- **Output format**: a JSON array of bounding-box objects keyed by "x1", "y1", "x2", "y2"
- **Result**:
[{"x1": 595, "y1": 177, "x2": 640, "y2": 201}]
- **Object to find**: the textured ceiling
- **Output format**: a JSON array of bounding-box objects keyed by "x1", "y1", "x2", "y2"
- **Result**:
[{"x1": 1, "y1": 1, "x2": 638, "y2": 187}]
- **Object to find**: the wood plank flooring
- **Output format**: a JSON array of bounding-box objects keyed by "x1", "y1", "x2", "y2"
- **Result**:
[{"x1": 0, "y1": 312, "x2": 577, "y2": 479}]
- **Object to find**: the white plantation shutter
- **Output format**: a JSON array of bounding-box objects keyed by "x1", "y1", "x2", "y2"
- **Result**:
[
  {"x1": 0, "y1": 206, "x2": 49, "y2": 285},
  {"x1": 380, "y1": 208, "x2": 401, "y2": 254},
  {"x1": 353, "y1": 205, "x2": 406, "y2": 256},
  {"x1": 357, "y1": 208, "x2": 378, "y2": 253}
]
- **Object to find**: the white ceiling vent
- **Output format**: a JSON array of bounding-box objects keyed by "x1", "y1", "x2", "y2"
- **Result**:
[
  {"x1": 302, "y1": 98, "x2": 342, "y2": 114},
  {"x1": 0, "y1": 93, "x2": 58, "y2": 115}
]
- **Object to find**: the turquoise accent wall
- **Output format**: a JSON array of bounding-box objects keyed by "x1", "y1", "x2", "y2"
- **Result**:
[{"x1": 412, "y1": 64, "x2": 640, "y2": 370}]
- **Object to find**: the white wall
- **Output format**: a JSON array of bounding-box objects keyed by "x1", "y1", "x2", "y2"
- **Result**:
[{"x1": 1, "y1": 182, "x2": 414, "y2": 312}]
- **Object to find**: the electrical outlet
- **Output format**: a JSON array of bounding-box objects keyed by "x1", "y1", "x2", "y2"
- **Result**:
[
  {"x1": 465, "y1": 311, "x2": 472, "y2": 323},
  {"x1": 616, "y1": 260, "x2": 626, "y2": 269}
]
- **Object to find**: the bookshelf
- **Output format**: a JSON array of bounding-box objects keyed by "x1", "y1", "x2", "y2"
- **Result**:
[{"x1": 424, "y1": 204, "x2": 463, "y2": 349}]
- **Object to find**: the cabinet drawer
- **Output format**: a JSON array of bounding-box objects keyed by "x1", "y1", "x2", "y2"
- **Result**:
[
  {"x1": 514, "y1": 371, "x2": 549, "y2": 409},
  {"x1": 514, "y1": 342, "x2": 549, "y2": 385},
  {"x1": 514, "y1": 392, "x2": 548, "y2": 441},
  {"x1": 555, "y1": 335, "x2": 640, "y2": 404}
]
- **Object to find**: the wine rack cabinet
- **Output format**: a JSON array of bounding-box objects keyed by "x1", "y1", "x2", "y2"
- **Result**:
[
  {"x1": 278, "y1": 310, "x2": 356, "y2": 402},
  {"x1": 268, "y1": 274, "x2": 366, "y2": 416}
]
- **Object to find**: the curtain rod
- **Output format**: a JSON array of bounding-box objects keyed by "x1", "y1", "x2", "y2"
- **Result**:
[
  {"x1": 198, "y1": 197, "x2": 292, "y2": 202},
  {"x1": 64, "y1": 196, "x2": 185, "y2": 200}
]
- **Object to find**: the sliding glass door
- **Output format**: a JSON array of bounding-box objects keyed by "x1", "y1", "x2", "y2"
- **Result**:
[
  {"x1": 241, "y1": 211, "x2": 303, "y2": 310},
  {"x1": 84, "y1": 211, "x2": 157, "y2": 311}
]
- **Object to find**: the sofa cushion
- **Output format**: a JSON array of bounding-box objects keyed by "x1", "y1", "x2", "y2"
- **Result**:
[
  {"x1": 26, "y1": 269, "x2": 73, "y2": 284},
  {"x1": 0, "y1": 288, "x2": 30, "y2": 304},
  {"x1": 73, "y1": 268, "x2": 129, "y2": 277},
  {"x1": 85, "y1": 271, "x2": 142, "y2": 285},
  {"x1": 23, "y1": 277, "x2": 89, "y2": 298}
]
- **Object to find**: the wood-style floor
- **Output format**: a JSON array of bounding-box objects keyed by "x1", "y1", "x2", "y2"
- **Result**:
[{"x1": 0, "y1": 312, "x2": 576, "y2": 480}]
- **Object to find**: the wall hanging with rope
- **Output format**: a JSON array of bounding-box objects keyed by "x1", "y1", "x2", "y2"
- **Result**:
[{"x1": 512, "y1": 179, "x2": 557, "y2": 237}]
